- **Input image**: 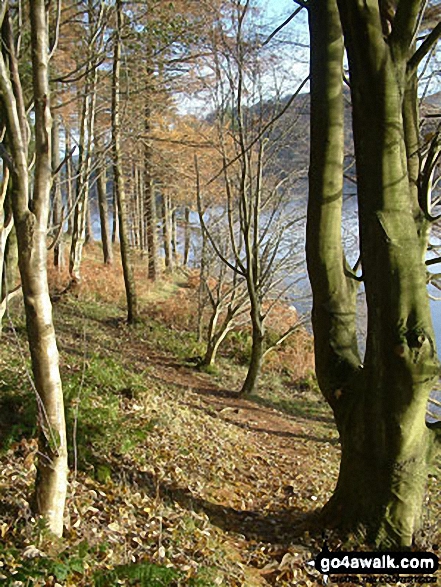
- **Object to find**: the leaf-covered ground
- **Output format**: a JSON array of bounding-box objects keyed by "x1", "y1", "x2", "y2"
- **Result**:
[{"x1": 0, "y1": 250, "x2": 440, "y2": 586}]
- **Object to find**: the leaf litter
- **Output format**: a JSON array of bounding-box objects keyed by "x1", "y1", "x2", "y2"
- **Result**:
[{"x1": 0, "y1": 263, "x2": 439, "y2": 587}]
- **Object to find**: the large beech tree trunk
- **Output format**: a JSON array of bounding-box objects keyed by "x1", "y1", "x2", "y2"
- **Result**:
[
  {"x1": 307, "y1": 0, "x2": 440, "y2": 548},
  {"x1": 0, "y1": 0, "x2": 67, "y2": 536}
]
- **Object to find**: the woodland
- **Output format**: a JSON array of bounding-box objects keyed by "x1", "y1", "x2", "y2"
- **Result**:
[{"x1": 0, "y1": 0, "x2": 441, "y2": 585}]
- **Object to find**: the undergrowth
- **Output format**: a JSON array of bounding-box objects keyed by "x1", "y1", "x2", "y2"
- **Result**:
[{"x1": 0, "y1": 248, "x2": 439, "y2": 587}]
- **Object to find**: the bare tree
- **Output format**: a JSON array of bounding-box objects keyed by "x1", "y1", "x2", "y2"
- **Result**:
[{"x1": 196, "y1": 0, "x2": 306, "y2": 395}]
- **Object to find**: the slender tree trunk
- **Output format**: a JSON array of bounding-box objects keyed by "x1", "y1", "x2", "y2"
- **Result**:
[
  {"x1": 129, "y1": 172, "x2": 139, "y2": 249},
  {"x1": 52, "y1": 114, "x2": 63, "y2": 269},
  {"x1": 144, "y1": 99, "x2": 159, "y2": 280},
  {"x1": 201, "y1": 309, "x2": 235, "y2": 367},
  {"x1": 162, "y1": 193, "x2": 173, "y2": 272},
  {"x1": 0, "y1": 0, "x2": 68, "y2": 536},
  {"x1": 112, "y1": 189, "x2": 118, "y2": 244},
  {"x1": 3, "y1": 189, "x2": 18, "y2": 298},
  {"x1": 85, "y1": 195, "x2": 94, "y2": 244},
  {"x1": 135, "y1": 164, "x2": 146, "y2": 254},
  {"x1": 197, "y1": 223, "x2": 208, "y2": 343},
  {"x1": 96, "y1": 145, "x2": 113, "y2": 265},
  {"x1": 131, "y1": 164, "x2": 139, "y2": 249},
  {"x1": 183, "y1": 206, "x2": 191, "y2": 267},
  {"x1": 64, "y1": 126, "x2": 74, "y2": 235},
  {"x1": 0, "y1": 172, "x2": 14, "y2": 328},
  {"x1": 69, "y1": 1, "x2": 99, "y2": 282},
  {"x1": 112, "y1": 0, "x2": 138, "y2": 324},
  {"x1": 239, "y1": 302, "x2": 264, "y2": 396},
  {"x1": 69, "y1": 79, "x2": 96, "y2": 282},
  {"x1": 171, "y1": 208, "x2": 178, "y2": 264}
]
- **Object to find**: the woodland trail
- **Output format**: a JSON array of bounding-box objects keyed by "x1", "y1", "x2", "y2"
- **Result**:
[{"x1": 2, "y1": 290, "x2": 440, "y2": 585}]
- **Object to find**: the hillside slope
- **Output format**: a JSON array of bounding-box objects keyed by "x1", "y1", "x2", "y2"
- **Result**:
[{"x1": 0, "y1": 253, "x2": 439, "y2": 586}]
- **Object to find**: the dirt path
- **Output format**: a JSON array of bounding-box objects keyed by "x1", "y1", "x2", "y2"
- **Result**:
[{"x1": 51, "y1": 300, "x2": 340, "y2": 584}]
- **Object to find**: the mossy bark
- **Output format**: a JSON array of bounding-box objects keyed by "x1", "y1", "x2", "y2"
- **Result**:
[
  {"x1": 307, "y1": 0, "x2": 361, "y2": 417},
  {"x1": 308, "y1": 0, "x2": 439, "y2": 548}
]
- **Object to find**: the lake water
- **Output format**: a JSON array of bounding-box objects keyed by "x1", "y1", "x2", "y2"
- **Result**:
[
  {"x1": 181, "y1": 200, "x2": 441, "y2": 425},
  {"x1": 172, "y1": 203, "x2": 441, "y2": 357}
]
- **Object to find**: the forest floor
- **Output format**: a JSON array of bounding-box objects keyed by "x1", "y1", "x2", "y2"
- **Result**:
[{"x1": 0, "y1": 246, "x2": 440, "y2": 587}]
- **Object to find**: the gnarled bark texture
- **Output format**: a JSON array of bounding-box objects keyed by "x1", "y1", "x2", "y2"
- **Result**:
[{"x1": 307, "y1": 0, "x2": 439, "y2": 548}]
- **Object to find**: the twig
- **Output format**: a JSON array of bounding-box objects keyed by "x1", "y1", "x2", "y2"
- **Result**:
[{"x1": 261, "y1": 6, "x2": 304, "y2": 47}]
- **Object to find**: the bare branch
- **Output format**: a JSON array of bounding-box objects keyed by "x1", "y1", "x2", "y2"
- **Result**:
[
  {"x1": 261, "y1": 6, "x2": 304, "y2": 47},
  {"x1": 48, "y1": 0, "x2": 62, "y2": 60},
  {"x1": 390, "y1": 0, "x2": 428, "y2": 57},
  {"x1": 0, "y1": 143, "x2": 15, "y2": 171},
  {"x1": 52, "y1": 146, "x2": 77, "y2": 177},
  {"x1": 262, "y1": 315, "x2": 308, "y2": 360},
  {"x1": 195, "y1": 155, "x2": 245, "y2": 277},
  {"x1": 408, "y1": 20, "x2": 441, "y2": 75},
  {"x1": 206, "y1": 76, "x2": 310, "y2": 188}
]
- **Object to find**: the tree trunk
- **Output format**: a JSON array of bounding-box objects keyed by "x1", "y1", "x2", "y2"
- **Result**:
[
  {"x1": 0, "y1": 173, "x2": 14, "y2": 328},
  {"x1": 3, "y1": 189, "x2": 18, "y2": 299},
  {"x1": 135, "y1": 163, "x2": 146, "y2": 254},
  {"x1": 172, "y1": 209, "x2": 179, "y2": 264},
  {"x1": 340, "y1": 0, "x2": 438, "y2": 546},
  {"x1": 112, "y1": 0, "x2": 138, "y2": 324},
  {"x1": 308, "y1": 0, "x2": 440, "y2": 548},
  {"x1": 64, "y1": 126, "x2": 74, "y2": 235},
  {"x1": 239, "y1": 304, "x2": 264, "y2": 397},
  {"x1": 403, "y1": 67, "x2": 429, "y2": 259},
  {"x1": 69, "y1": 80, "x2": 96, "y2": 282},
  {"x1": 144, "y1": 99, "x2": 159, "y2": 280},
  {"x1": 96, "y1": 149, "x2": 113, "y2": 265},
  {"x1": 85, "y1": 196, "x2": 94, "y2": 244},
  {"x1": 69, "y1": 2, "x2": 98, "y2": 283},
  {"x1": 0, "y1": 0, "x2": 68, "y2": 536},
  {"x1": 307, "y1": 0, "x2": 361, "y2": 416},
  {"x1": 183, "y1": 206, "x2": 191, "y2": 266},
  {"x1": 112, "y1": 188, "x2": 118, "y2": 244},
  {"x1": 161, "y1": 193, "x2": 173, "y2": 272},
  {"x1": 52, "y1": 114, "x2": 64, "y2": 269},
  {"x1": 201, "y1": 309, "x2": 234, "y2": 367}
]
